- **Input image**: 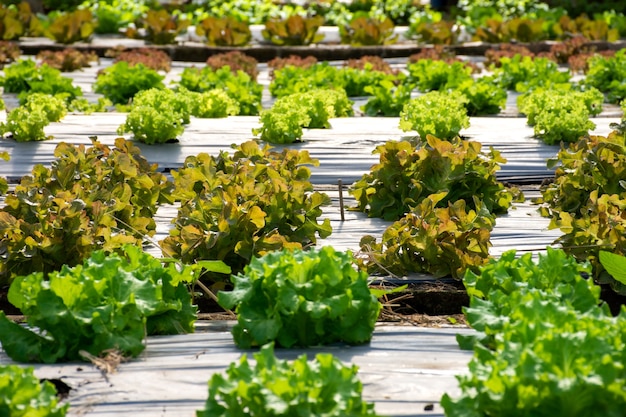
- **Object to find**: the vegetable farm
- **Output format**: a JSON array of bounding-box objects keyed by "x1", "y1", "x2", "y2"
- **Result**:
[{"x1": 1, "y1": 0, "x2": 626, "y2": 416}]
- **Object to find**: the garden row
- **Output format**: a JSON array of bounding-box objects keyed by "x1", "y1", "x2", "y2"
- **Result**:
[
  {"x1": 3, "y1": 236, "x2": 626, "y2": 415},
  {"x1": 1, "y1": 0, "x2": 626, "y2": 48},
  {"x1": 0, "y1": 43, "x2": 624, "y2": 145}
]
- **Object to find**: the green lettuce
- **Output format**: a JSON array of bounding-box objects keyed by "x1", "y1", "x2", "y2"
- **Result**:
[
  {"x1": 0, "y1": 365, "x2": 69, "y2": 416},
  {"x1": 197, "y1": 343, "x2": 380, "y2": 417},
  {"x1": 0, "y1": 245, "x2": 224, "y2": 363},
  {"x1": 218, "y1": 247, "x2": 381, "y2": 348}
]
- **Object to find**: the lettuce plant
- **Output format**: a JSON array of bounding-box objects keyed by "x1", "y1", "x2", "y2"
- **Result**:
[
  {"x1": 339, "y1": 13, "x2": 398, "y2": 46},
  {"x1": 518, "y1": 86, "x2": 604, "y2": 126},
  {"x1": 399, "y1": 91, "x2": 470, "y2": 139},
  {"x1": 362, "y1": 79, "x2": 413, "y2": 116},
  {"x1": 195, "y1": 16, "x2": 251, "y2": 47},
  {"x1": 0, "y1": 92, "x2": 68, "y2": 141},
  {"x1": 45, "y1": 9, "x2": 95, "y2": 44},
  {"x1": 454, "y1": 76, "x2": 507, "y2": 116},
  {"x1": 126, "y1": 9, "x2": 190, "y2": 45},
  {"x1": 37, "y1": 48, "x2": 98, "y2": 72},
  {"x1": 584, "y1": 49, "x2": 626, "y2": 104},
  {"x1": 443, "y1": 248, "x2": 626, "y2": 416},
  {"x1": 0, "y1": 104, "x2": 52, "y2": 141},
  {"x1": 262, "y1": 14, "x2": 324, "y2": 46},
  {"x1": 253, "y1": 89, "x2": 353, "y2": 144},
  {"x1": 350, "y1": 136, "x2": 519, "y2": 221},
  {"x1": 340, "y1": 64, "x2": 400, "y2": 97},
  {"x1": 0, "y1": 245, "x2": 225, "y2": 363},
  {"x1": 178, "y1": 66, "x2": 262, "y2": 115},
  {"x1": 94, "y1": 61, "x2": 165, "y2": 105},
  {"x1": 358, "y1": 195, "x2": 495, "y2": 279},
  {"x1": 197, "y1": 343, "x2": 380, "y2": 417},
  {"x1": 406, "y1": 59, "x2": 473, "y2": 92},
  {"x1": 269, "y1": 62, "x2": 343, "y2": 98},
  {"x1": 0, "y1": 138, "x2": 173, "y2": 284},
  {"x1": 0, "y1": 58, "x2": 82, "y2": 100},
  {"x1": 118, "y1": 104, "x2": 185, "y2": 144},
  {"x1": 0, "y1": 365, "x2": 68, "y2": 416},
  {"x1": 218, "y1": 247, "x2": 381, "y2": 348},
  {"x1": 160, "y1": 141, "x2": 332, "y2": 285},
  {"x1": 493, "y1": 55, "x2": 571, "y2": 92}
]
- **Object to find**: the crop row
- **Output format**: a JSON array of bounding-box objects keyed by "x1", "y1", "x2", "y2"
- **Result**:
[{"x1": 1, "y1": 0, "x2": 626, "y2": 46}]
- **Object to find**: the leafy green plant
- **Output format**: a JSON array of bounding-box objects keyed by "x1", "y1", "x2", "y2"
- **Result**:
[
  {"x1": 358, "y1": 194, "x2": 496, "y2": 279},
  {"x1": 118, "y1": 104, "x2": 185, "y2": 144},
  {"x1": 45, "y1": 9, "x2": 95, "y2": 44},
  {"x1": 90, "y1": 0, "x2": 147, "y2": 34},
  {"x1": 0, "y1": 138, "x2": 173, "y2": 284},
  {"x1": 252, "y1": 105, "x2": 309, "y2": 144},
  {"x1": 67, "y1": 96, "x2": 112, "y2": 114},
  {"x1": 253, "y1": 89, "x2": 353, "y2": 144},
  {"x1": 178, "y1": 66, "x2": 262, "y2": 115},
  {"x1": 442, "y1": 248, "x2": 626, "y2": 417},
  {"x1": 20, "y1": 92, "x2": 68, "y2": 122},
  {"x1": 517, "y1": 86, "x2": 599, "y2": 144},
  {"x1": 107, "y1": 47, "x2": 172, "y2": 72},
  {"x1": 362, "y1": 79, "x2": 413, "y2": 117},
  {"x1": 93, "y1": 61, "x2": 165, "y2": 104},
  {"x1": 399, "y1": 91, "x2": 470, "y2": 140},
  {"x1": 37, "y1": 48, "x2": 98, "y2": 72},
  {"x1": 493, "y1": 54, "x2": 571, "y2": 92},
  {"x1": 409, "y1": 20, "x2": 458, "y2": 45},
  {"x1": 160, "y1": 141, "x2": 332, "y2": 285},
  {"x1": 463, "y1": 248, "x2": 599, "y2": 330},
  {"x1": 205, "y1": 50, "x2": 258, "y2": 80},
  {"x1": 548, "y1": 191, "x2": 626, "y2": 294},
  {"x1": 0, "y1": 104, "x2": 52, "y2": 141},
  {"x1": 196, "y1": 343, "x2": 380, "y2": 417},
  {"x1": 552, "y1": 14, "x2": 620, "y2": 41},
  {"x1": 518, "y1": 86, "x2": 604, "y2": 126},
  {"x1": 195, "y1": 16, "x2": 251, "y2": 47},
  {"x1": 340, "y1": 64, "x2": 400, "y2": 98},
  {"x1": 0, "y1": 58, "x2": 82, "y2": 100},
  {"x1": 0, "y1": 2, "x2": 43, "y2": 40},
  {"x1": 0, "y1": 365, "x2": 69, "y2": 416},
  {"x1": 584, "y1": 49, "x2": 626, "y2": 104},
  {"x1": 454, "y1": 76, "x2": 507, "y2": 116},
  {"x1": 0, "y1": 245, "x2": 226, "y2": 363},
  {"x1": 600, "y1": 251, "x2": 626, "y2": 286},
  {"x1": 262, "y1": 14, "x2": 324, "y2": 46},
  {"x1": 187, "y1": 89, "x2": 239, "y2": 118},
  {"x1": 120, "y1": 85, "x2": 237, "y2": 140},
  {"x1": 269, "y1": 62, "x2": 343, "y2": 98},
  {"x1": 339, "y1": 13, "x2": 398, "y2": 46},
  {"x1": 350, "y1": 136, "x2": 520, "y2": 221},
  {"x1": 406, "y1": 59, "x2": 473, "y2": 92},
  {"x1": 538, "y1": 131, "x2": 626, "y2": 218},
  {"x1": 127, "y1": 9, "x2": 190, "y2": 45},
  {"x1": 218, "y1": 247, "x2": 381, "y2": 348},
  {"x1": 473, "y1": 16, "x2": 548, "y2": 43}
]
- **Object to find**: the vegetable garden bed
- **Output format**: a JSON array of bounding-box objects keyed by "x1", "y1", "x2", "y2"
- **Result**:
[{"x1": 1, "y1": 6, "x2": 626, "y2": 414}]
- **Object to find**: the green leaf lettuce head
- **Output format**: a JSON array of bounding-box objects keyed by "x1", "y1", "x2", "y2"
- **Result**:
[
  {"x1": 197, "y1": 343, "x2": 380, "y2": 417},
  {"x1": 218, "y1": 246, "x2": 381, "y2": 348},
  {"x1": 0, "y1": 245, "x2": 202, "y2": 363},
  {"x1": 0, "y1": 365, "x2": 69, "y2": 416}
]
